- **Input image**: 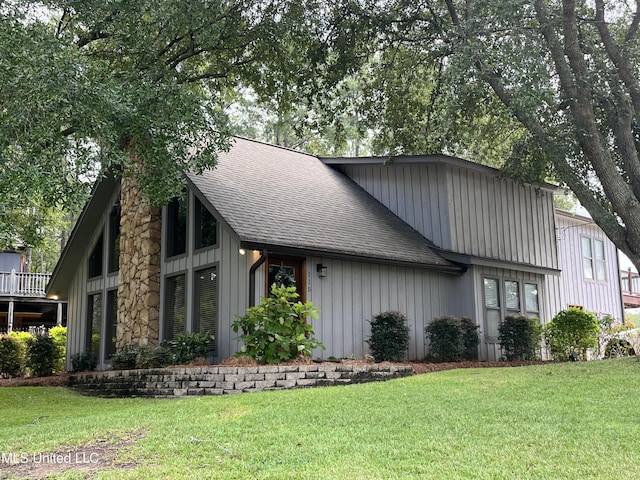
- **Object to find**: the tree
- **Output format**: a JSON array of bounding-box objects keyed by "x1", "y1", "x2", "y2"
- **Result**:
[
  {"x1": 358, "y1": 0, "x2": 640, "y2": 271},
  {"x1": 1, "y1": 0, "x2": 367, "y2": 347}
]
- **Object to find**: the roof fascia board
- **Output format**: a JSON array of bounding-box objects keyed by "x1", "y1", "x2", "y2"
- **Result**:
[{"x1": 438, "y1": 250, "x2": 560, "y2": 276}]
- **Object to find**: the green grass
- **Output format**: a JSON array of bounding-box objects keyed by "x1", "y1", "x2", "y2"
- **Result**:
[{"x1": 1, "y1": 358, "x2": 640, "y2": 479}]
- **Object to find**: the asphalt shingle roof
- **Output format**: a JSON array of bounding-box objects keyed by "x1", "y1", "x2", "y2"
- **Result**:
[{"x1": 187, "y1": 137, "x2": 459, "y2": 271}]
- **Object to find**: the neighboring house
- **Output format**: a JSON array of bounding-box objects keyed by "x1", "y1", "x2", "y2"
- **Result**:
[
  {"x1": 49, "y1": 137, "x2": 618, "y2": 368},
  {"x1": 549, "y1": 210, "x2": 624, "y2": 321},
  {"x1": 0, "y1": 250, "x2": 66, "y2": 333}
]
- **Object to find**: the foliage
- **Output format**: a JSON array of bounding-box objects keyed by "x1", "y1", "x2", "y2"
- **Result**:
[
  {"x1": 70, "y1": 351, "x2": 97, "y2": 373},
  {"x1": 49, "y1": 326, "x2": 67, "y2": 373},
  {"x1": 604, "y1": 339, "x2": 636, "y2": 358},
  {"x1": 366, "y1": 311, "x2": 410, "y2": 362},
  {"x1": 110, "y1": 346, "x2": 139, "y2": 371},
  {"x1": 135, "y1": 344, "x2": 174, "y2": 369},
  {"x1": 162, "y1": 332, "x2": 215, "y2": 365},
  {"x1": 232, "y1": 284, "x2": 324, "y2": 364},
  {"x1": 0, "y1": 335, "x2": 26, "y2": 378},
  {"x1": 498, "y1": 315, "x2": 542, "y2": 361},
  {"x1": 340, "y1": 1, "x2": 640, "y2": 273},
  {"x1": 25, "y1": 334, "x2": 58, "y2": 377},
  {"x1": 426, "y1": 316, "x2": 480, "y2": 362},
  {"x1": 543, "y1": 308, "x2": 600, "y2": 361},
  {"x1": 0, "y1": 1, "x2": 366, "y2": 248}
]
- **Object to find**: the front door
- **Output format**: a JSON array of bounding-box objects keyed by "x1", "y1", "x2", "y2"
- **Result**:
[{"x1": 266, "y1": 254, "x2": 306, "y2": 302}]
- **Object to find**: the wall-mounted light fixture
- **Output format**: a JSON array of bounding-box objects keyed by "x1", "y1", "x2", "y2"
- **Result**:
[
  {"x1": 238, "y1": 248, "x2": 246, "y2": 255},
  {"x1": 316, "y1": 263, "x2": 327, "y2": 278}
]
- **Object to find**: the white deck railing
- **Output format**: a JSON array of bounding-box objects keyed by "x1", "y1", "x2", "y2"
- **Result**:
[{"x1": 0, "y1": 270, "x2": 50, "y2": 297}]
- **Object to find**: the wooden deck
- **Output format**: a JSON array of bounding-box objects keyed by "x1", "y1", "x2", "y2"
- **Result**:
[
  {"x1": 0, "y1": 270, "x2": 51, "y2": 298},
  {"x1": 621, "y1": 269, "x2": 640, "y2": 308}
]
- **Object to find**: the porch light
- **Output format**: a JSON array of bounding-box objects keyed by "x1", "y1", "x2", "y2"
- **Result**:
[
  {"x1": 316, "y1": 263, "x2": 327, "y2": 278},
  {"x1": 239, "y1": 248, "x2": 246, "y2": 255}
]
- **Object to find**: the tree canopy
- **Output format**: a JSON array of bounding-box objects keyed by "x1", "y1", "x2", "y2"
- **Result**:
[{"x1": 0, "y1": 0, "x2": 371, "y2": 249}]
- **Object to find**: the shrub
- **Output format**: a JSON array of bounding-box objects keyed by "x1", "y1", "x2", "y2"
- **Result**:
[
  {"x1": 70, "y1": 351, "x2": 97, "y2": 372},
  {"x1": 459, "y1": 317, "x2": 480, "y2": 360},
  {"x1": 26, "y1": 334, "x2": 57, "y2": 377},
  {"x1": 0, "y1": 334, "x2": 26, "y2": 378},
  {"x1": 498, "y1": 315, "x2": 542, "y2": 361},
  {"x1": 110, "y1": 346, "x2": 139, "y2": 370},
  {"x1": 137, "y1": 344, "x2": 174, "y2": 368},
  {"x1": 49, "y1": 326, "x2": 67, "y2": 373},
  {"x1": 232, "y1": 284, "x2": 325, "y2": 364},
  {"x1": 426, "y1": 316, "x2": 479, "y2": 361},
  {"x1": 544, "y1": 308, "x2": 599, "y2": 361},
  {"x1": 366, "y1": 311, "x2": 410, "y2": 362},
  {"x1": 163, "y1": 331, "x2": 215, "y2": 365}
]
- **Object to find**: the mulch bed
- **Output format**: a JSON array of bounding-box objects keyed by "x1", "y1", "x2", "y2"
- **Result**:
[{"x1": 0, "y1": 360, "x2": 546, "y2": 387}]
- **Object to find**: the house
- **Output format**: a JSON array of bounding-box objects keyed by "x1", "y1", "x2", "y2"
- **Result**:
[
  {"x1": 549, "y1": 210, "x2": 624, "y2": 320},
  {"x1": 0, "y1": 249, "x2": 66, "y2": 333},
  {"x1": 49, "y1": 136, "x2": 599, "y2": 368}
]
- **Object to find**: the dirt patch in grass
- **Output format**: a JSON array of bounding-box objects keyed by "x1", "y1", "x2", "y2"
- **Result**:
[{"x1": 0, "y1": 430, "x2": 145, "y2": 479}]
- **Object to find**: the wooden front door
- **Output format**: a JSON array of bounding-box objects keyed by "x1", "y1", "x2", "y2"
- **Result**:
[{"x1": 266, "y1": 254, "x2": 306, "y2": 302}]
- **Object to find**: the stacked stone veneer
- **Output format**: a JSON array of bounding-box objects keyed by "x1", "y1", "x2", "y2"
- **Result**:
[
  {"x1": 116, "y1": 172, "x2": 162, "y2": 350},
  {"x1": 68, "y1": 364, "x2": 413, "y2": 398}
]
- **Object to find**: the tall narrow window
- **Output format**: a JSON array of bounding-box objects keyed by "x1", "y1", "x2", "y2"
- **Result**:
[
  {"x1": 483, "y1": 278, "x2": 501, "y2": 341},
  {"x1": 164, "y1": 274, "x2": 186, "y2": 340},
  {"x1": 524, "y1": 283, "x2": 540, "y2": 318},
  {"x1": 582, "y1": 237, "x2": 594, "y2": 280},
  {"x1": 195, "y1": 266, "x2": 217, "y2": 355},
  {"x1": 105, "y1": 290, "x2": 118, "y2": 361},
  {"x1": 108, "y1": 202, "x2": 121, "y2": 273},
  {"x1": 87, "y1": 293, "x2": 102, "y2": 358},
  {"x1": 504, "y1": 280, "x2": 520, "y2": 315},
  {"x1": 195, "y1": 197, "x2": 217, "y2": 250},
  {"x1": 594, "y1": 239, "x2": 607, "y2": 282},
  {"x1": 166, "y1": 191, "x2": 187, "y2": 257},
  {"x1": 88, "y1": 234, "x2": 104, "y2": 278}
]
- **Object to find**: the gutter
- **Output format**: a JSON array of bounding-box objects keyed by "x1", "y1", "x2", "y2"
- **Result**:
[{"x1": 249, "y1": 249, "x2": 267, "y2": 307}]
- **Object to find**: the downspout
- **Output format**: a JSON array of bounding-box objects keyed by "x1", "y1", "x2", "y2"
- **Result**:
[{"x1": 249, "y1": 249, "x2": 268, "y2": 307}]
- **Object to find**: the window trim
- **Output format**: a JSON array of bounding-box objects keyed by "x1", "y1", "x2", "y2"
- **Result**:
[
  {"x1": 482, "y1": 276, "x2": 542, "y2": 343},
  {"x1": 581, "y1": 236, "x2": 608, "y2": 284}
]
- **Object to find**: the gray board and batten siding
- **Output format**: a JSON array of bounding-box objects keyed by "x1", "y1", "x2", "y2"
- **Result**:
[{"x1": 326, "y1": 156, "x2": 559, "y2": 271}]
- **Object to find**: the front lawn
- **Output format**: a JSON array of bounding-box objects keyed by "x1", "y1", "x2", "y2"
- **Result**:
[{"x1": 1, "y1": 358, "x2": 639, "y2": 479}]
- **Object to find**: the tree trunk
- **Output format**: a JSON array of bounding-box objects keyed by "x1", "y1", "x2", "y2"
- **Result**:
[{"x1": 116, "y1": 163, "x2": 162, "y2": 350}]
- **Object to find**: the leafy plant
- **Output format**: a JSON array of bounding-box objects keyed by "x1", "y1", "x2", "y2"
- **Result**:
[
  {"x1": 232, "y1": 284, "x2": 324, "y2": 364},
  {"x1": 543, "y1": 308, "x2": 599, "y2": 361},
  {"x1": 26, "y1": 334, "x2": 58, "y2": 377},
  {"x1": 70, "y1": 351, "x2": 97, "y2": 372},
  {"x1": 163, "y1": 331, "x2": 215, "y2": 365},
  {"x1": 426, "y1": 316, "x2": 479, "y2": 362},
  {"x1": 49, "y1": 326, "x2": 67, "y2": 373},
  {"x1": 110, "y1": 346, "x2": 139, "y2": 370},
  {"x1": 366, "y1": 311, "x2": 410, "y2": 362},
  {"x1": 0, "y1": 334, "x2": 26, "y2": 378},
  {"x1": 498, "y1": 315, "x2": 542, "y2": 361}
]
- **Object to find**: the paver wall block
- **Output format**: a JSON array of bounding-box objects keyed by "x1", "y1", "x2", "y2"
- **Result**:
[
  {"x1": 215, "y1": 381, "x2": 235, "y2": 390},
  {"x1": 303, "y1": 371, "x2": 326, "y2": 379},
  {"x1": 325, "y1": 372, "x2": 342, "y2": 379},
  {"x1": 203, "y1": 389, "x2": 224, "y2": 396},
  {"x1": 197, "y1": 381, "x2": 218, "y2": 388},
  {"x1": 224, "y1": 374, "x2": 246, "y2": 382},
  {"x1": 223, "y1": 390, "x2": 243, "y2": 395},
  {"x1": 285, "y1": 372, "x2": 306, "y2": 380},
  {"x1": 253, "y1": 380, "x2": 277, "y2": 389},
  {"x1": 187, "y1": 388, "x2": 205, "y2": 395},
  {"x1": 278, "y1": 365, "x2": 300, "y2": 373},
  {"x1": 264, "y1": 373, "x2": 286, "y2": 381},
  {"x1": 296, "y1": 379, "x2": 317, "y2": 387},
  {"x1": 173, "y1": 388, "x2": 189, "y2": 396},
  {"x1": 275, "y1": 379, "x2": 297, "y2": 388},
  {"x1": 218, "y1": 367, "x2": 238, "y2": 374},
  {"x1": 244, "y1": 373, "x2": 265, "y2": 381},
  {"x1": 234, "y1": 381, "x2": 256, "y2": 391},
  {"x1": 259, "y1": 366, "x2": 280, "y2": 373},
  {"x1": 297, "y1": 365, "x2": 319, "y2": 372}
]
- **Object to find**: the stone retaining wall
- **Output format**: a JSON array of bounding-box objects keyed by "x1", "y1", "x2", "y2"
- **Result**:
[{"x1": 68, "y1": 363, "x2": 413, "y2": 398}]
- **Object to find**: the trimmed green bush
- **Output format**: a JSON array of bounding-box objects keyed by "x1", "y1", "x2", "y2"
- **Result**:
[
  {"x1": 137, "y1": 344, "x2": 174, "y2": 368},
  {"x1": 70, "y1": 351, "x2": 97, "y2": 372},
  {"x1": 426, "y1": 316, "x2": 479, "y2": 361},
  {"x1": 232, "y1": 284, "x2": 324, "y2": 364},
  {"x1": 0, "y1": 334, "x2": 26, "y2": 378},
  {"x1": 26, "y1": 334, "x2": 57, "y2": 377},
  {"x1": 163, "y1": 331, "x2": 214, "y2": 365},
  {"x1": 498, "y1": 315, "x2": 542, "y2": 361},
  {"x1": 49, "y1": 326, "x2": 67, "y2": 373},
  {"x1": 544, "y1": 308, "x2": 599, "y2": 361},
  {"x1": 110, "y1": 346, "x2": 139, "y2": 370},
  {"x1": 366, "y1": 311, "x2": 410, "y2": 362}
]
